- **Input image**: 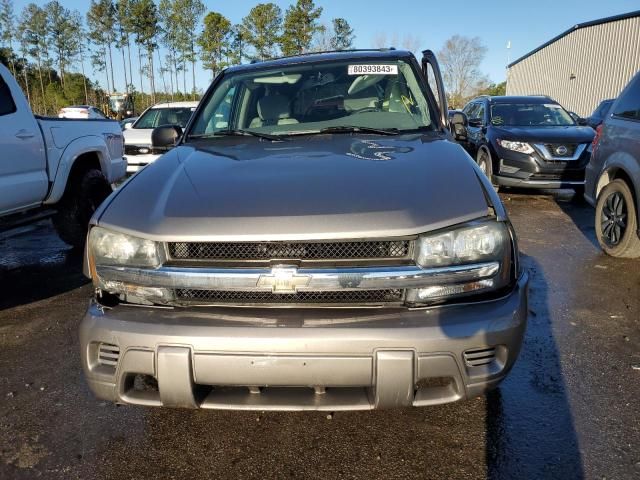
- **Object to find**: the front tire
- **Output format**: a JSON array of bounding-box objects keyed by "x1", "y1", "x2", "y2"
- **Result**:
[
  {"x1": 595, "y1": 179, "x2": 640, "y2": 258},
  {"x1": 476, "y1": 148, "x2": 499, "y2": 192},
  {"x1": 53, "y1": 169, "x2": 112, "y2": 249}
]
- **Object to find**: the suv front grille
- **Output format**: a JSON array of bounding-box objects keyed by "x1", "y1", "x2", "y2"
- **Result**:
[
  {"x1": 167, "y1": 240, "x2": 412, "y2": 263},
  {"x1": 124, "y1": 144, "x2": 152, "y2": 156},
  {"x1": 542, "y1": 143, "x2": 578, "y2": 158},
  {"x1": 174, "y1": 288, "x2": 404, "y2": 305}
]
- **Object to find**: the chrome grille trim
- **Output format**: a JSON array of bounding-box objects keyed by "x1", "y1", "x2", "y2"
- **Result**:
[
  {"x1": 95, "y1": 262, "x2": 500, "y2": 292},
  {"x1": 533, "y1": 143, "x2": 586, "y2": 161}
]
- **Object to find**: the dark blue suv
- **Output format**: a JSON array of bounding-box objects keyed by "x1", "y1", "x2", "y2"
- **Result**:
[{"x1": 454, "y1": 96, "x2": 595, "y2": 192}]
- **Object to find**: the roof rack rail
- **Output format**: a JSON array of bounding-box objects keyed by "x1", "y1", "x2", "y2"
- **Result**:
[{"x1": 263, "y1": 48, "x2": 399, "y2": 62}]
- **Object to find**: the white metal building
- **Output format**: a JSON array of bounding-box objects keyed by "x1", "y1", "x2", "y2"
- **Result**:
[{"x1": 506, "y1": 11, "x2": 640, "y2": 116}]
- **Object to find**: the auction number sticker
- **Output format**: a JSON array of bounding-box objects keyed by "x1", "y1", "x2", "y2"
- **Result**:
[{"x1": 348, "y1": 64, "x2": 398, "y2": 75}]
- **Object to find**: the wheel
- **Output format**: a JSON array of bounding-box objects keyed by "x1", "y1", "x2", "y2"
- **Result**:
[
  {"x1": 53, "y1": 169, "x2": 112, "y2": 249},
  {"x1": 595, "y1": 179, "x2": 640, "y2": 258},
  {"x1": 476, "y1": 148, "x2": 499, "y2": 192}
]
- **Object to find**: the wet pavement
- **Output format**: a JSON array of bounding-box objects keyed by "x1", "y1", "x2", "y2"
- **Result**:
[{"x1": 1, "y1": 190, "x2": 639, "y2": 479}]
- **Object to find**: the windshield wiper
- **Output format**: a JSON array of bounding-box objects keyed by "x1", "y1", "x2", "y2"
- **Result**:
[
  {"x1": 189, "y1": 129, "x2": 288, "y2": 142},
  {"x1": 318, "y1": 125, "x2": 400, "y2": 136}
]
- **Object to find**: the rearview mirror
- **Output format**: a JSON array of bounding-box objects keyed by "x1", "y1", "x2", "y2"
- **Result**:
[
  {"x1": 151, "y1": 125, "x2": 183, "y2": 151},
  {"x1": 450, "y1": 112, "x2": 468, "y2": 141}
]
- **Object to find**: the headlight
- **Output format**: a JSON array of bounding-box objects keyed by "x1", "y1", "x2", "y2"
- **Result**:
[
  {"x1": 416, "y1": 221, "x2": 508, "y2": 268},
  {"x1": 496, "y1": 139, "x2": 534, "y2": 154},
  {"x1": 409, "y1": 221, "x2": 513, "y2": 305},
  {"x1": 88, "y1": 227, "x2": 161, "y2": 268}
]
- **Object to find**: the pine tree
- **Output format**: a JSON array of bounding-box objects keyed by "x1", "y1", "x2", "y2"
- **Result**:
[
  {"x1": 242, "y1": 3, "x2": 282, "y2": 61},
  {"x1": 17, "y1": 3, "x2": 48, "y2": 112},
  {"x1": 280, "y1": 0, "x2": 323, "y2": 56},
  {"x1": 130, "y1": 0, "x2": 159, "y2": 103},
  {"x1": 87, "y1": 0, "x2": 117, "y2": 92},
  {"x1": 173, "y1": 0, "x2": 205, "y2": 97},
  {"x1": 198, "y1": 11, "x2": 231, "y2": 79},
  {"x1": 44, "y1": 1, "x2": 80, "y2": 88},
  {"x1": 330, "y1": 18, "x2": 355, "y2": 50},
  {"x1": 228, "y1": 25, "x2": 246, "y2": 66},
  {"x1": 0, "y1": 0, "x2": 17, "y2": 77}
]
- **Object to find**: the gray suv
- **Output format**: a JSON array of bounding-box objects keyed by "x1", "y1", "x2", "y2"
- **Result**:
[
  {"x1": 80, "y1": 49, "x2": 528, "y2": 411},
  {"x1": 585, "y1": 70, "x2": 640, "y2": 258}
]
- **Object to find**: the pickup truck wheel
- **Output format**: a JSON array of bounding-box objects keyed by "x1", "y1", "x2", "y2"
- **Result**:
[
  {"x1": 477, "y1": 148, "x2": 499, "y2": 192},
  {"x1": 53, "y1": 169, "x2": 112, "y2": 249},
  {"x1": 595, "y1": 179, "x2": 640, "y2": 258}
]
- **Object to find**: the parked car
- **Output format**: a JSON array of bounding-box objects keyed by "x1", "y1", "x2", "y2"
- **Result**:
[
  {"x1": 123, "y1": 101, "x2": 198, "y2": 172},
  {"x1": 0, "y1": 64, "x2": 126, "y2": 248},
  {"x1": 120, "y1": 116, "x2": 138, "y2": 130},
  {"x1": 585, "y1": 72, "x2": 640, "y2": 258},
  {"x1": 454, "y1": 95, "x2": 594, "y2": 192},
  {"x1": 587, "y1": 98, "x2": 615, "y2": 129},
  {"x1": 80, "y1": 49, "x2": 528, "y2": 411},
  {"x1": 58, "y1": 105, "x2": 108, "y2": 119}
]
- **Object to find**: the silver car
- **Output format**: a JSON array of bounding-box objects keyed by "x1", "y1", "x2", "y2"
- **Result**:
[{"x1": 81, "y1": 49, "x2": 528, "y2": 411}]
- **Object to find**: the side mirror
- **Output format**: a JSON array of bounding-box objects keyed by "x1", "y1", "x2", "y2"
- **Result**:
[
  {"x1": 450, "y1": 112, "x2": 468, "y2": 141},
  {"x1": 151, "y1": 125, "x2": 183, "y2": 151},
  {"x1": 568, "y1": 111, "x2": 587, "y2": 125},
  {"x1": 124, "y1": 122, "x2": 133, "y2": 130}
]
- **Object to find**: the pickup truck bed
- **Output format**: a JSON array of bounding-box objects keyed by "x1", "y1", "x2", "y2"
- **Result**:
[{"x1": 0, "y1": 64, "x2": 126, "y2": 247}]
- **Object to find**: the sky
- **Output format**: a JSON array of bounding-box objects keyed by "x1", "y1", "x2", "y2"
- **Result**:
[{"x1": 9, "y1": 0, "x2": 640, "y2": 93}]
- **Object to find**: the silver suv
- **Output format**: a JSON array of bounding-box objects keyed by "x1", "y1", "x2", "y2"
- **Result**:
[
  {"x1": 585, "y1": 70, "x2": 640, "y2": 258},
  {"x1": 80, "y1": 50, "x2": 528, "y2": 411}
]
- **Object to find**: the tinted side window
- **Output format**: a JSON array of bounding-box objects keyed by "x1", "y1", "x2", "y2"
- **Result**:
[
  {"x1": 612, "y1": 76, "x2": 640, "y2": 120},
  {"x1": 0, "y1": 76, "x2": 17, "y2": 116}
]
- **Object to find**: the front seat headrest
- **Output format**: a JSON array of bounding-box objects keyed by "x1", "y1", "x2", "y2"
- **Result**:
[{"x1": 257, "y1": 96, "x2": 291, "y2": 122}]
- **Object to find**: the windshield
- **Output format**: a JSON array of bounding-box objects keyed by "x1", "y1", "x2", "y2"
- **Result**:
[
  {"x1": 134, "y1": 106, "x2": 196, "y2": 129},
  {"x1": 490, "y1": 103, "x2": 575, "y2": 127},
  {"x1": 189, "y1": 58, "x2": 435, "y2": 138}
]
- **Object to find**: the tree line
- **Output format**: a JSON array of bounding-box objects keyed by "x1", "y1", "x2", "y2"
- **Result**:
[{"x1": 0, "y1": 0, "x2": 355, "y2": 116}]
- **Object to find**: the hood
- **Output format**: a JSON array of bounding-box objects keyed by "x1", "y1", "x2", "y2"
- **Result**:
[
  {"x1": 491, "y1": 125, "x2": 595, "y2": 144},
  {"x1": 123, "y1": 127, "x2": 152, "y2": 146},
  {"x1": 99, "y1": 134, "x2": 492, "y2": 241}
]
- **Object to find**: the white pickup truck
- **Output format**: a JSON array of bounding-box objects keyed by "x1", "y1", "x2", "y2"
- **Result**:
[{"x1": 0, "y1": 64, "x2": 126, "y2": 248}]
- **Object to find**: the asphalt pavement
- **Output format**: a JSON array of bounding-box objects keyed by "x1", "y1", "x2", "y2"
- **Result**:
[{"x1": 1, "y1": 190, "x2": 639, "y2": 479}]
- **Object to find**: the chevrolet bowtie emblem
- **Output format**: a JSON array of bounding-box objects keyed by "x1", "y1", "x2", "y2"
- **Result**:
[{"x1": 257, "y1": 267, "x2": 311, "y2": 294}]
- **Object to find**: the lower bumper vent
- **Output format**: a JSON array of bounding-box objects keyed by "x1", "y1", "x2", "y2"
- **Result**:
[
  {"x1": 175, "y1": 289, "x2": 404, "y2": 305},
  {"x1": 98, "y1": 343, "x2": 120, "y2": 367},
  {"x1": 463, "y1": 347, "x2": 496, "y2": 367}
]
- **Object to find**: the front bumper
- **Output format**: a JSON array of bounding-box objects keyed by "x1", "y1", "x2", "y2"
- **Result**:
[
  {"x1": 124, "y1": 153, "x2": 161, "y2": 173},
  {"x1": 80, "y1": 273, "x2": 528, "y2": 410},
  {"x1": 493, "y1": 145, "x2": 589, "y2": 189},
  {"x1": 494, "y1": 176, "x2": 585, "y2": 189}
]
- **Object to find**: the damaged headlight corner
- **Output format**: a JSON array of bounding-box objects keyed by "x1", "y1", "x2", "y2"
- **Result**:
[
  {"x1": 407, "y1": 220, "x2": 512, "y2": 305},
  {"x1": 88, "y1": 226, "x2": 173, "y2": 305}
]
